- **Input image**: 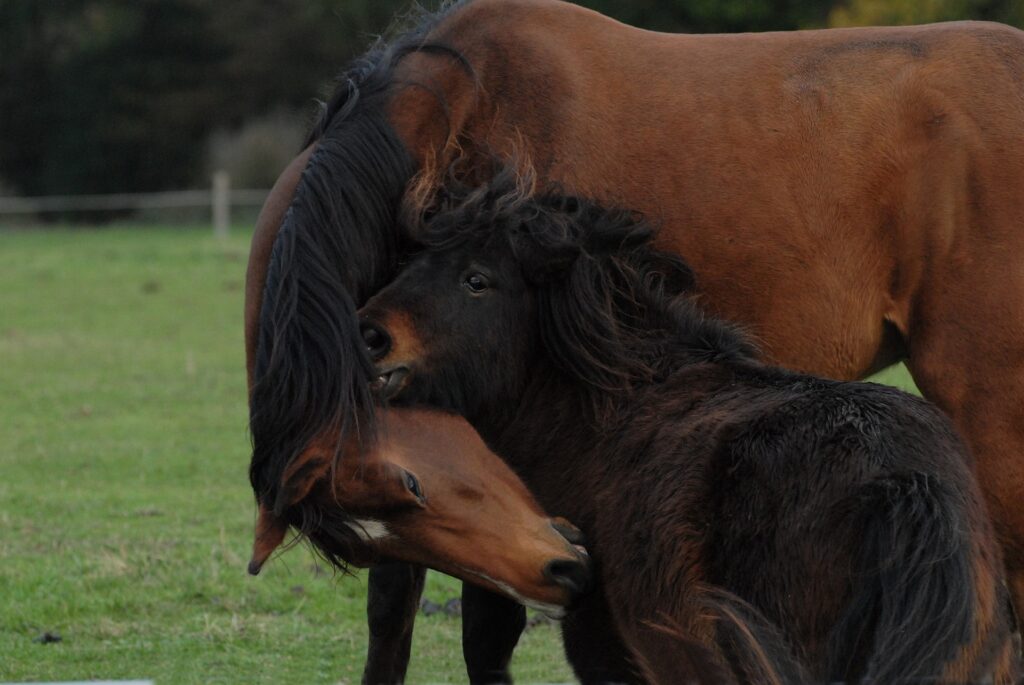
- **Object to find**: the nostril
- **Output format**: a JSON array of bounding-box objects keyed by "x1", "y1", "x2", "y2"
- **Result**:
[
  {"x1": 544, "y1": 558, "x2": 591, "y2": 596},
  {"x1": 360, "y1": 321, "x2": 392, "y2": 360}
]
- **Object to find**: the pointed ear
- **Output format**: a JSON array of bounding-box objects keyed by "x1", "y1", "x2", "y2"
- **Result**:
[
  {"x1": 272, "y1": 444, "x2": 334, "y2": 515},
  {"x1": 519, "y1": 199, "x2": 655, "y2": 283},
  {"x1": 250, "y1": 438, "x2": 346, "y2": 575},
  {"x1": 248, "y1": 502, "x2": 289, "y2": 575},
  {"x1": 531, "y1": 200, "x2": 663, "y2": 392},
  {"x1": 515, "y1": 196, "x2": 589, "y2": 283},
  {"x1": 537, "y1": 250, "x2": 649, "y2": 394}
]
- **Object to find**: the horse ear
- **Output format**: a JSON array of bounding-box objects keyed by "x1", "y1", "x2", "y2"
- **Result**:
[
  {"x1": 250, "y1": 441, "x2": 333, "y2": 575},
  {"x1": 517, "y1": 196, "x2": 605, "y2": 283},
  {"x1": 531, "y1": 196, "x2": 704, "y2": 397},
  {"x1": 537, "y1": 250, "x2": 653, "y2": 395},
  {"x1": 272, "y1": 442, "x2": 335, "y2": 515},
  {"x1": 579, "y1": 201, "x2": 697, "y2": 298},
  {"x1": 248, "y1": 501, "x2": 288, "y2": 575}
]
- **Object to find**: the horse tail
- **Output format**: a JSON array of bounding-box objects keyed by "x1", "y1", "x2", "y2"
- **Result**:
[
  {"x1": 706, "y1": 589, "x2": 809, "y2": 685},
  {"x1": 827, "y1": 472, "x2": 977, "y2": 683},
  {"x1": 248, "y1": 5, "x2": 471, "y2": 513},
  {"x1": 636, "y1": 589, "x2": 809, "y2": 685}
]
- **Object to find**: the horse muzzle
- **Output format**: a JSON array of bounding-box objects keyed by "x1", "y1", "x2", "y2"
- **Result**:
[{"x1": 547, "y1": 518, "x2": 593, "y2": 599}]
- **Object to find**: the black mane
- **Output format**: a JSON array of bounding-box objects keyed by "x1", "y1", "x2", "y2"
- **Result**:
[
  {"x1": 249, "y1": 3, "x2": 470, "y2": 516},
  {"x1": 414, "y1": 167, "x2": 759, "y2": 401}
]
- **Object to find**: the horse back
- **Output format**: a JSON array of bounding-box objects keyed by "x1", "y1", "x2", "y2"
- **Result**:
[
  {"x1": 386, "y1": 0, "x2": 1024, "y2": 378},
  {"x1": 552, "y1": 365, "x2": 1016, "y2": 680}
]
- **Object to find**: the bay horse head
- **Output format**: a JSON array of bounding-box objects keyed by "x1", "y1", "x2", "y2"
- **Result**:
[{"x1": 248, "y1": 408, "x2": 590, "y2": 614}]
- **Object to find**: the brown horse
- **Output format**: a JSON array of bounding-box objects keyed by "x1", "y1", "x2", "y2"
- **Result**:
[
  {"x1": 248, "y1": 407, "x2": 591, "y2": 615},
  {"x1": 358, "y1": 171, "x2": 1019, "y2": 683},
  {"x1": 244, "y1": 0, "x2": 1024, "y2": 681}
]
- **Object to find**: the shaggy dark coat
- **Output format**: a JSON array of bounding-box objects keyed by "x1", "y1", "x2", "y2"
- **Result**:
[{"x1": 359, "y1": 170, "x2": 1018, "y2": 684}]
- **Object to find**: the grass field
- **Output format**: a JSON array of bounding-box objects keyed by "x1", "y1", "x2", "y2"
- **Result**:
[
  {"x1": 0, "y1": 225, "x2": 574, "y2": 684},
  {"x1": 0, "y1": 225, "x2": 919, "y2": 683}
]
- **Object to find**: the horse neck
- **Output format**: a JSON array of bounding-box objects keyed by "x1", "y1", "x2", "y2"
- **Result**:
[
  {"x1": 654, "y1": 296, "x2": 760, "y2": 371},
  {"x1": 490, "y1": 370, "x2": 596, "y2": 462},
  {"x1": 479, "y1": 359, "x2": 726, "y2": 533},
  {"x1": 478, "y1": 371, "x2": 606, "y2": 529}
]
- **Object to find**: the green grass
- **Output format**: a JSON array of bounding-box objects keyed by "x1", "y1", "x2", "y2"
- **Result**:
[
  {"x1": 0, "y1": 225, "x2": 920, "y2": 683},
  {"x1": 0, "y1": 225, "x2": 571, "y2": 684}
]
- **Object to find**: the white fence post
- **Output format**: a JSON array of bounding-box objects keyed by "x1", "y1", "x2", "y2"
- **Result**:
[{"x1": 212, "y1": 170, "x2": 230, "y2": 238}]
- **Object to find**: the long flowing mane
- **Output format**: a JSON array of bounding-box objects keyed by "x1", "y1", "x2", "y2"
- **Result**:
[
  {"x1": 414, "y1": 167, "x2": 760, "y2": 404},
  {"x1": 248, "y1": 4, "x2": 471, "y2": 515}
]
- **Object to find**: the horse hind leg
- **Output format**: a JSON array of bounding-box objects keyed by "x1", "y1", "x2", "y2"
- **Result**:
[{"x1": 362, "y1": 563, "x2": 427, "y2": 685}]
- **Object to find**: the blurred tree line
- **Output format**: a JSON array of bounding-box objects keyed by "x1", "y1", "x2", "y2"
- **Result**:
[{"x1": 1, "y1": 0, "x2": 1020, "y2": 197}]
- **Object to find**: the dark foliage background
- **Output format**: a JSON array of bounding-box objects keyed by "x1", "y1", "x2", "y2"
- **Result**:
[{"x1": 1, "y1": 0, "x2": 1020, "y2": 196}]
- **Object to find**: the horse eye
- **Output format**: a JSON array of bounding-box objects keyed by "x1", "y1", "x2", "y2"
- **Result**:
[
  {"x1": 463, "y1": 273, "x2": 489, "y2": 294},
  {"x1": 405, "y1": 471, "x2": 424, "y2": 500}
]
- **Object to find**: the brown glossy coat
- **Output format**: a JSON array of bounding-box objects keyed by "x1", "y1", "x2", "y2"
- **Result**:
[
  {"x1": 390, "y1": 2, "x2": 1024, "y2": 582},
  {"x1": 244, "y1": 0, "x2": 1024, "y2": 677}
]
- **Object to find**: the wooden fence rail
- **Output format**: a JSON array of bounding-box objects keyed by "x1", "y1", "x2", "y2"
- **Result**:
[{"x1": 0, "y1": 173, "x2": 269, "y2": 237}]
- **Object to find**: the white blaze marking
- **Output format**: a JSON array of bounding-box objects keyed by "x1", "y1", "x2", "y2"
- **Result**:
[{"x1": 347, "y1": 518, "x2": 391, "y2": 542}]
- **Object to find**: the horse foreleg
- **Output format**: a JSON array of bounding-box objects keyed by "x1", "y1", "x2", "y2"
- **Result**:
[
  {"x1": 561, "y1": 590, "x2": 642, "y2": 684},
  {"x1": 362, "y1": 562, "x2": 426, "y2": 685},
  {"x1": 461, "y1": 582, "x2": 527, "y2": 684}
]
